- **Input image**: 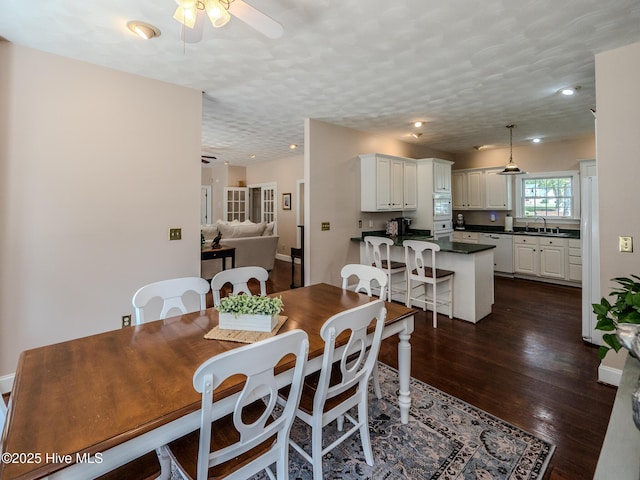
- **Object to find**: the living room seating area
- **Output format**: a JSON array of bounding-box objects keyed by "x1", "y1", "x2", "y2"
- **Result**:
[{"x1": 201, "y1": 220, "x2": 279, "y2": 279}]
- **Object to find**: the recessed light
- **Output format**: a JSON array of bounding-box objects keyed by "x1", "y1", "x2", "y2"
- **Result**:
[
  {"x1": 127, "y1": 21, "x2": 161, "y2": 40},
  {"x1": 411, "y1": 133, "x2": 423, "y2": 139},
  {"x1": 289, "y1": 144, "x2": 297, "y2": 149},
  {"x1": 559, "y1": 86, "x2": 581, "y2": 96},
  {"x1": 414, "y1": 121, "x2": 423, "y2": 128},
  {"x1": 249, "y1": 154, "x2": 256, "y2": 159},
  {"x1": 532, "y1": 138, "x2": 541, "y2": 143}
]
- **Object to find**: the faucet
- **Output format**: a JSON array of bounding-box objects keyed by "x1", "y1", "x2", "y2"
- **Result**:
[{"x1": 535, "y1": 216, "x2": 547, "y2": 233}]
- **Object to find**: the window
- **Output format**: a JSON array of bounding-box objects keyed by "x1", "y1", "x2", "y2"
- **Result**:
[{"x1": 515, "y1": 171, "x2": 580, "y2": 221}]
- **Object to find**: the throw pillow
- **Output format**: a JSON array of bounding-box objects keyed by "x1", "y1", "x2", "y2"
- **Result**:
[
  {"x1": 218, "y1": 221, "x2": 267, "y2": 238},
  {"x1": 263, "y1": 221, "x2": 275, "y2": 236}
]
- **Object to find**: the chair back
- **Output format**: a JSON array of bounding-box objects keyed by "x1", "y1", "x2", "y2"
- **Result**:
[
  {"x1": 340, "y1": 264, "x2": 388, "y2": 300},
  {"x1": 315, "y1": 300, "x2": 386, "y2": 412},
  {"x1": 210, "y1": 266, "x2": 269, "y2": 306},
  {"x1": 0, "y1": 396, "x2": 7, "y2": 435},
  {"x1": 403, "y1": 240, "x2": 441, "y2": 283},
  {"x1": 363, "y1": 236, "x2": 394, "y2": 271},
  {"x1": 132, "y1": 277, "x2": 210, "y2": 325},
  {"x1": 193, "y1": 330, "x2": 309, "y2": 480}
]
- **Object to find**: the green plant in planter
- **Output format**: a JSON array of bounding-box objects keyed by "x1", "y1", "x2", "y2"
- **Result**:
[
  {"x1": 593, "y1": 275, "x2": 640, "y2": 359},
  {"x1": 216, "y1": 294, "x2": 284, "y2": 317}
]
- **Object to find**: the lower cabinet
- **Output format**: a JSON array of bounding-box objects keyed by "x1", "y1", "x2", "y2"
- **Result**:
[
  {"x1": 513, "y1": 235, "x2": 580, "y2": 284},
  {"x1": 452, "y1": 231, "x2": 479, "y2": 244}
]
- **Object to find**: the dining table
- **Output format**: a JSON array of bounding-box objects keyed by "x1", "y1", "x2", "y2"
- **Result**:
[{"x1": 0, "y1": 283, "x2": 416, "y2": 480}]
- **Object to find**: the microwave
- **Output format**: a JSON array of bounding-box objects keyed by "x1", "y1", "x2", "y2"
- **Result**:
[{"x1": 433, "y1": 194, "x2": 452, "y2": 219}]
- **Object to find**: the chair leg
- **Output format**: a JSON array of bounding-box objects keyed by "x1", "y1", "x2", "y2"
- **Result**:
[
  {"x1": 387, "y1": 273, "x2": 393, "y2": 302},
  {"x1": 156, "y1": 446, "x2": 172, "y2": 480},
  {"x1": 311, "y1": 418, "x2": 324, "y2": 480},
  {"x1": 357, "y1": 392, "x2": 374, "y2": 466},
  {"x1": 405, "y1": 278, "x2": 411, "y2": 307},
  {"x1": 372, "y1": 362, "x2": 382, "y2": 399},
  {"x1": 433, "y1": 283, "x2": 438, "y2": 328},
  {"x1": 448, "y1": 277, "x2": 454, "y2": 319}
]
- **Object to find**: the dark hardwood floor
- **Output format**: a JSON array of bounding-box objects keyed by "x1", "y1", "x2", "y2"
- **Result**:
[{"x1": 267, "y1": 259, "x2": 617, "y2": 480}]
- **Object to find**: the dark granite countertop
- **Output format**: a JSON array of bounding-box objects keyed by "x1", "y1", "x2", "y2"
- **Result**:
[
  {"x1": 457, "y1": 224, "x2": 580, "y2": 239},
  {"x1": 351, "y1": 231, "x2": 496, "y2": 254}
]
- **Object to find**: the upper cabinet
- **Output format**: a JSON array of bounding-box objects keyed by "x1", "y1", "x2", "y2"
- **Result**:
[
  {"x1": 360, "y1": 153, "x2": 417, "y2": 211},
  {"x1": 484, "y1": 168, "x2": 512, "y2": 210},
  {"x1": 453, "y1": 167, "x2": 512, "y2": 211},
  {"x1": 434, "y1": 161, "x2": 452, "y2": 193},
  {"x1": 452, "y1": 170, "x2": 483, "y2": 209}
]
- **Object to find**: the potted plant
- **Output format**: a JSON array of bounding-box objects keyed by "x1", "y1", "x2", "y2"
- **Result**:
[
  {"x1": 216, "y1": 294, "x2": 284, "y2": 332},
  {"x1": 593, "y1": 275, "x2": 640, "y2": 359}
]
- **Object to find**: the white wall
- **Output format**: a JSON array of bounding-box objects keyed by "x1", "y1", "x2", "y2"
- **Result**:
[
  {"x1": 247, "y1": 154, "x2": 304, "y2": 258},
  {"x1": 305, "y1": 119, "x2": 454, "y2": 286},
  {"x1": 595, "y1": 42, "x2": 640, "y2": 300},
  {"x1": 0, "y1": 43, "x2": 202, "y2": 376}
]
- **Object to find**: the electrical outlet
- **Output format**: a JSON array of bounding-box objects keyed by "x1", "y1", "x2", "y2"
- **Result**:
[
  {"x1": 321, "y1": 222, "x2": 330, "y2": 231},
  {"x1": 619, "y1": 236, "x2": 633, "y2": 253},
  {"x1": 169, "y1": 228, "x2": 182, "y2": 240},
  {"x1": 122, "y1": 315, "x2": 132, "y2": 328},
  {"x1": 358, "y1": 220, "x2": 362, "y2": 228}
]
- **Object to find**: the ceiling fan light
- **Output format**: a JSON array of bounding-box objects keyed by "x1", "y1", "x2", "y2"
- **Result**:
[
  {"x1": 173, "y1": 3, "x2": 198, "y2": 28},
  {"x1": 205, "y1": 0, "x2": 231, "y2": 28}
]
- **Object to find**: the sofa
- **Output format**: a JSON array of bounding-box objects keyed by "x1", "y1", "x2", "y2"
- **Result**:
[{"x1": 201, "y1": 220, "x2": 279, "y2": 279}]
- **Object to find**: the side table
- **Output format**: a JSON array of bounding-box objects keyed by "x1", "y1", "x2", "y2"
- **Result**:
[{"x1": 201, "y1": 246, "x2": 236, "y2": 279}]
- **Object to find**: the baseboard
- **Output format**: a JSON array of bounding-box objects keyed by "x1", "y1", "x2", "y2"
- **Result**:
[
  {"x1": 0, "y1": 373, "x2": 15, "y2": 394},
  {"x1": 598, "y1": 364, "x2": 622, "y2": 387},
  {"x1": 275, "y1": 254, "x2": 301, "y2": 264}
]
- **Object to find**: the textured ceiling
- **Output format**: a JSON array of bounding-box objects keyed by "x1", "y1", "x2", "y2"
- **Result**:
[{"x1": 2, "y1": 0, "x2": 640, "y2": 166}]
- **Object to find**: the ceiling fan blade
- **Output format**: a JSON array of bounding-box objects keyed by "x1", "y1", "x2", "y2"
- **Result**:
[
  {"x1": 228, "y1": 0, "x2": 283, "y2": 39},
  {"x1": 181, "y1": 10, "x2": 205, "y2": 43}
]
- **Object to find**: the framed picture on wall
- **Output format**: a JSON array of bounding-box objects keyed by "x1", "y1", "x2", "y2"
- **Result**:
[{"x1": 282, "y1": 193, "x2": 291, "y2": 210}]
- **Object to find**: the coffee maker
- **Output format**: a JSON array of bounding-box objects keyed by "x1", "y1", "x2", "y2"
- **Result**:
[{"x1": 395, "y1": 217, "x2": 412, "y2": 236}]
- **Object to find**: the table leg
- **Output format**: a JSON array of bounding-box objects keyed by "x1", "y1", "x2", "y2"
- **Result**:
[{"x1": 397, "y1": 320, "x2": 413, "y2": 424}]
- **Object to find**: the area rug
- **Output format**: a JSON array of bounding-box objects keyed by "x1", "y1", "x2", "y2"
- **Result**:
[{"x1": 172, "y1": 362, "x2": 554, "y2": 479}]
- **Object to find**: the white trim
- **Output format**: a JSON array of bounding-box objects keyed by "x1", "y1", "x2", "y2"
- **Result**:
[
  {"x1": 0, "y1": 373, "x2": 15, "y2": 394},
  {"x1": 514, "y1": 170, "x2": 580, "y2": 221},
  {"x1": 275, "y1": 253, "x2": 301, "y2": 264},
  {"x1": 598, "y1": 363, "x2": 622, "y2": 387}
]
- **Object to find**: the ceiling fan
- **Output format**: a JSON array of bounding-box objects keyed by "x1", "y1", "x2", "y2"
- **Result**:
[
  {"x1": 201, "y1": 155, "x2": 217, "y2": 164},
  {"x1": 173, "y1": 0, "x2": 283, "y2": 43}
]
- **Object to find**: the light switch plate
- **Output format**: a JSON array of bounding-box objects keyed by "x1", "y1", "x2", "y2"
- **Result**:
[
  {"x1": 619, "y1": 236, "x2": 633, "y2": 252},
  {"x1": 169, "y1": 228, "x2": 182, "y2": 240},
  {"x1": 321, "y1": 222, "x2": 330, "y2": 231}
]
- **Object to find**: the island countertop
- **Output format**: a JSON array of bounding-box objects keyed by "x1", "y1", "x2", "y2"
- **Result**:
[{"x1": 351, "y1": 231, "x2": 495, "y2": 254}]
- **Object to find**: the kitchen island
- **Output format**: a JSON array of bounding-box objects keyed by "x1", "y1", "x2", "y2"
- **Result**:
[{"x1": 352, "y1": 232, "x2": 495, "y2": 323}]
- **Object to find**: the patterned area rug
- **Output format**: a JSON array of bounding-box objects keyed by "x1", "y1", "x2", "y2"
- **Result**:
[{"x1": 172, "y1": 362, "x2": 554, "y2": 479}]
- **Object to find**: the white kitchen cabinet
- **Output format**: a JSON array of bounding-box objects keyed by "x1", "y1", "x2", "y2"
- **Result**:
[
  {"x1": 452, "y1": 231, "x2": 479, "y2": 244},
  {"x1": 539, "y1": 237, "x2": 567, "y2": 279},
  {"x1": 484, "y1": 168, "x2": 512, "y2": 210},
  {"x1": 434, "y1": 160, "x2": 452, "y2": 193},
  {"x1": 360, "y1": 153, "x2": 414, "y2": 211},
  {"x1": 403, "y1": 160, "x2": 418, "y2": 209},
  {"x1": 513, "y1": 235, "x2": 569, "y2": 281},
  {"x1": 514, "y1": 236, "x2": 539, "y2": 276},
  {"x1": 452, "y1": 170, "x2": 483, "y2": 209},
  {"x1": 568, "y1": 238, "x2": 582, "y2": 283}
]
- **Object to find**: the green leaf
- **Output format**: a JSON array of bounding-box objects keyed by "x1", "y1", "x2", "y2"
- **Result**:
[
  {"x1": 602, "y1": 333, "x2": 622, "y2": 352},
  {"x1": 595, "y1": 318, "x2": 616, "y2": 331},
  {"x1": 598, "y1": 346, "x2": 610, "y2": 360}
]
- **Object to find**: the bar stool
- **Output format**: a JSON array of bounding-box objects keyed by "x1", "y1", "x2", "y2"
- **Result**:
[
  {"x1": 363, "y1": 236, "x2": 406, "y2": 302},
  {"x1": 403, "y1": 239, "x2": 454, "y2": 328}
]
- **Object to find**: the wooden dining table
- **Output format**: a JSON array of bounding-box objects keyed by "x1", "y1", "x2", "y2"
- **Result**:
[{"x1": 0, "y1": 283, "x2": 416, "y2": 480}]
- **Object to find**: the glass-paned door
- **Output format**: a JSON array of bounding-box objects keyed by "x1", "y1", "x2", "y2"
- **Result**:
[
  {"x1": 262, "y1": 186, "x2": 276, "y2": 223},
  {"x1": 224, "y1": 187, "x2": 248, "y2": 221}
]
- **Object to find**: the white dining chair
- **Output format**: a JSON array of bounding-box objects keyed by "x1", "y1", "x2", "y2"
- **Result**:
[
  {"x1": 279, "y1": 300, "x2": 387, "y2": 480},
  {"x1": 0, "y1": 394, "x2": 7, "y2": 433},
  {"x1": 129, "y1": 276, "x2": 210, "y2": 479},
  {"x1": 210, "y1": 266, "x2": 269, "y2": 306},
  {"x1": 167, "y1": 329, "x2": 309, "y2": 480},
  {"x1": 403, "y1": 239, "x2": 455, "y2": 328},
  {"x1": 363, "y1": 236, "x2": 406, "y2": 302},
  {"x1": 132, "y1": 277, "x2": 210, "y2": 325},
  {"x1": 340, "y1": 263, "x2": 387, "y2": 399}
]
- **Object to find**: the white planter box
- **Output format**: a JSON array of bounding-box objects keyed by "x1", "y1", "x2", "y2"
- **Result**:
[{"x1": 218, "y1": 312, "x2": 279, "y2": 332}]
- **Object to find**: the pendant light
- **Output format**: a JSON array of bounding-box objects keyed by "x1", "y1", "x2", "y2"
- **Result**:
[{"x1": 498, "y1": 124, "x2": 526, "y2": 175}]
